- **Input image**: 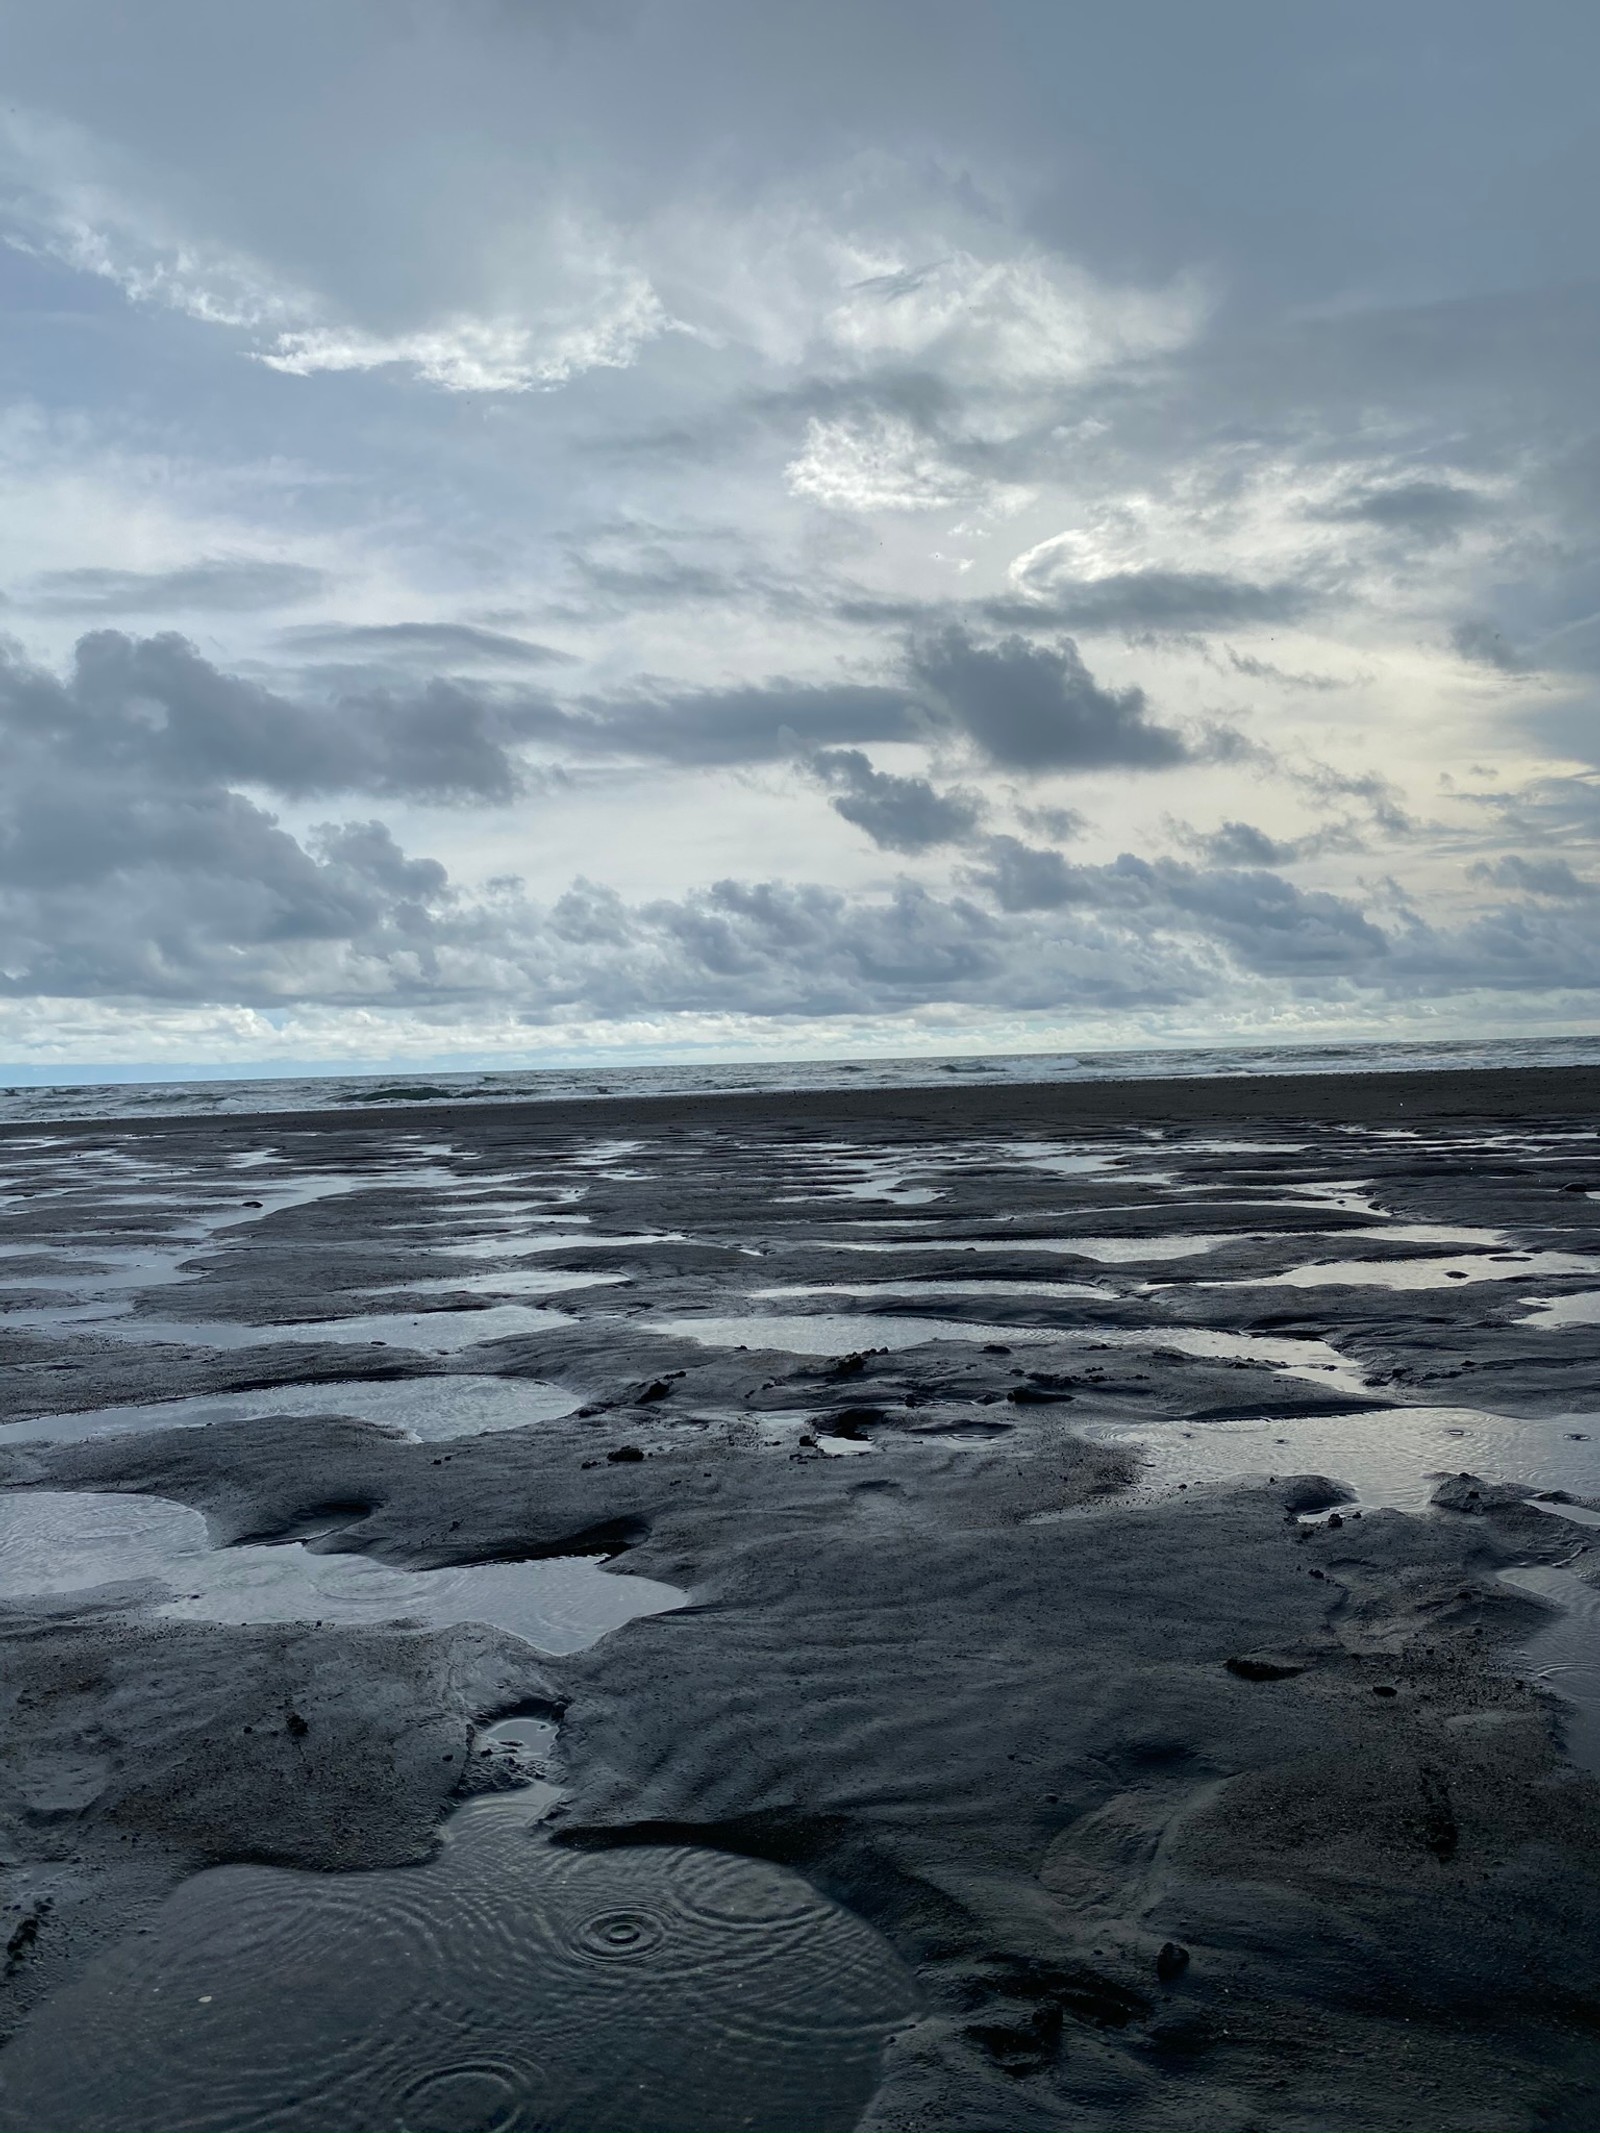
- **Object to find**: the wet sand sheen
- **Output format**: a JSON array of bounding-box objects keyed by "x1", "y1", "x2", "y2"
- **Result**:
[{"x1": 1, "y1": 1065, "x2": 1598, "y2": 2132}]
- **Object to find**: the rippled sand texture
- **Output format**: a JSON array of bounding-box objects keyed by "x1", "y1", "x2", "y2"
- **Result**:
[{"x1": 0, "y1": 1792, "x2": 917, "y2": 2133}]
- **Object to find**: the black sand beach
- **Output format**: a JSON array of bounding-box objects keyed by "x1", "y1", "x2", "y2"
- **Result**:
[{"x1": 2, "y1": 1064, "x2": 1599, "y2": 2130}]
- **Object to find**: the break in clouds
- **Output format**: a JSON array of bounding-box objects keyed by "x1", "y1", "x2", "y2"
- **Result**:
[{"x1": 2, "y1": 0, "x2": 1599, "y2": 1066}]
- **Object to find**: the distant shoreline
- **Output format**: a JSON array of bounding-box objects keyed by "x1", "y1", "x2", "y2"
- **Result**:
[{"x1": 8, "y1": 1060, "x2": 1598, "y2": 1142}]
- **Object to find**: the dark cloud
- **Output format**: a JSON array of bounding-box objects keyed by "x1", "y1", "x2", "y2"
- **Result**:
[
  {"x1": 1014, "y1": 802, "x2": 1085, "y2": 842},
  {"x1": 7, "y1": 631, "x2": 539, "y2": 805},
  {"x1": 909, "y1": 625, "x2": 1188, "y2": 771},
  {"x1": 961, "y1": 839, "x2": 1387, "y2": 973},
  {"x1": 1194, "y1": 820, "x2": 1300, "y2": 867},
  {"x1": 0, "y1": 635, "x2": 485, "y2": 1002},
  {"x1": 1390, "y1": 898, "x2": 1600, "y2": 997},
  {"x1": 1312, "y1": 480, "x2": 1488, "y2": 536},
  {"x1": 1158, "y1": 860, "x2": 1389, "y2": 973},
  {"x1": 810, "y1": 748, "x2": 983, "y2": 852},
  {"x1": 278, "y1": 623, "x2": 571, "y2": 667},
  {"x1": 24, "y1": 561, "x2": 330, "y2": 615},
  {"x1": 0, "y1": 780, "x2": 456, "y2": 1004},
  {"x1": 962, "y1": 836, "x2": 1084, "y2": 912},
  {"x1": 306, "y1": 820, "x2": 453, "y2": 902},
  {"x1": 1468, "y1": 854, "x2": 1599, "y2": 900}
]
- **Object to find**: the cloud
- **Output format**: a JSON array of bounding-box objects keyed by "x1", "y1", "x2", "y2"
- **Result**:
[
  {"x1": 818, "y1": 245, "x2": 1203, "y2": 390},
  {"x1": 962, "y1": 836, "x2": 1084, "y2": 911},
  {"x1": 554, "y1": 679, "x2": 920, "y2": 765},
  {"x1": 10, "y1": 14, "x2": 1600, "y2": 1051},
  {"x1": 1287, "y1": 761, "x2": 1416, "y2": 838},
  {"x1": 909, "y1": 625, "x2": 1188, "y2": 771},
  {"x1": 1192, "y1": 820, "x2": 1301, "y2": 867},
  {"x1": 257, "y1": 277, "x2": 671, "y2": 393},
  {"x1": 305, "y1": 820, "x2": 452, "y2": 903},
  {"x1": 0, "y1": 106, "x2": 305, "y2": 333},
  {"x1": 24, "y1": 560, "x2": 330, "y2": 614},
  {"x1": 279, "y1": 622, "x2": 571, "y2": 668},
  {"x1": 1468, "y1": 854, "x2": 1599, "y2": 900},
  {"x1": 997, "y1": 546, "x2": 1314, "y2": 633},
  {"x1": 1, "y1": 108, "x2": 672, "y2": 395},
  {"x1": 785, "y1": 411, "x2": 1008, "y2": 514},
  {"x1": 1158, "y1": 860, "x2": 1390, "y2": 973},
  {"x1": 563, "y1": 530, "x2": 806, "y2": 617},
  {"x1": 2, "y1": 631, "x2": 539, "y2": 804},
  {"x1": 1312, "y1": 479, "x2": 1490, "y2": 537},
  {"x1": 1014, "y1": 802, "x2": 1085, "y2": 841},
  {"x1": 1222, "y1": 649, "x2": 1345, "y2": 692},
  {"x1": 810, "y1": 748, "x2": 983, "y2": 851},
  {"x1": 1452, "y1": 619, "x2": 1527, "y2": 672},
  {"x1": 960, "y1": 831, "x2": 1399, "y2": 976},
  {"x1": 0, "y1": 770, "x2": 458, "y2": 1006},
  {"x1": 960, "y1": 839, "x2": 1388, "y2": 973},
  {"x1": 0, "y1": 634, "x2": 1395, "y2": 1013}
]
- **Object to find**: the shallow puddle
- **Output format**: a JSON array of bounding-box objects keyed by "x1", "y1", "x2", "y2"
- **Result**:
[
  {"x1": 649, "y1": 1311, "x2": 1367, "y2": 1391},
  {"x1": 751, "y1": 1279, "x2": 1112, "y2": 1302},
  {"x1": 1213, "y1": 1250, "x2": 1600, "y2": 1292},
  {"x1": 1074, "y1": 1404, "x2": 1600, "y2": 1516},
  {"x1": 1343, "y1": 1223, "x2": 1512, "y2": 1247},
  {"x1": 829, "y1": 1234, "x2": 1236, "y2": 1263},
  {"x1": 0, "y1": 1492, "x2": 683, "y2": 1653},
  {"x1": 1005, "y1": 1144, "x2": 1128, "y2": 1180},
  {"x1": 435, "y1": 1231, "x2": 682, "y2": 1260},
  {"x1": 5, "y1": 1375, "x2": 582, "y2": 1446},
  {"x1": 0, "y1": 1789, "x2": 919, "y2": 2133},
  {"x1": 1517, "y1": 1291, "x2": 1600, "y2": 1329},
  {"x1": 39, "y1": 1302, "x2": 575, "y2": 1355}
]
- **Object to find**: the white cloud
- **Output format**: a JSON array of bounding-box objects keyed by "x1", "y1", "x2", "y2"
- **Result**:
[
  {"x1": 822, "y1": 245, "x2": 1203, "y2": 388},
  {"x1": 259, "y1": 275, "x2": 670, "y2": 394},
  {"x1": 785, "y1": 413, "x2": 1005, "y2": 513}
]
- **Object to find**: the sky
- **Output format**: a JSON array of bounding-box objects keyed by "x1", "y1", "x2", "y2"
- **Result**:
[{"x1": 2, "y1": 0, "x2": 1599, "y2": 1078}]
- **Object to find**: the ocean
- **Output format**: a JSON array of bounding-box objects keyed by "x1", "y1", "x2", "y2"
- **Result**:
[{"x1": 3, "y1": 1031, "x2": 1598, "y2": 1127}]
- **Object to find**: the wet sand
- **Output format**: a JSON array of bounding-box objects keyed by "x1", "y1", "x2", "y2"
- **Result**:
[{"x1": 1, "y1": 1064, "x2": 1599, "y2": 2129}]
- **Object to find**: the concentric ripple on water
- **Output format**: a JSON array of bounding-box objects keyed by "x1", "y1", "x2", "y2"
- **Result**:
[{"x1": 0, "y1": 1793, "x2": 921, "y2": 2133}]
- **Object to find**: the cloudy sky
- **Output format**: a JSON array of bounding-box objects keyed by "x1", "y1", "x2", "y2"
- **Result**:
[{"x1": 2, "y1": 0, "x2": 1598, "y2": 1077}]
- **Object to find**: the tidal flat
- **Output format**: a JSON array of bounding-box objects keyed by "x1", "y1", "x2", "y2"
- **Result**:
[{"x1": 1, "y1": 1062, "x2": 1599, "y2": 2131}]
